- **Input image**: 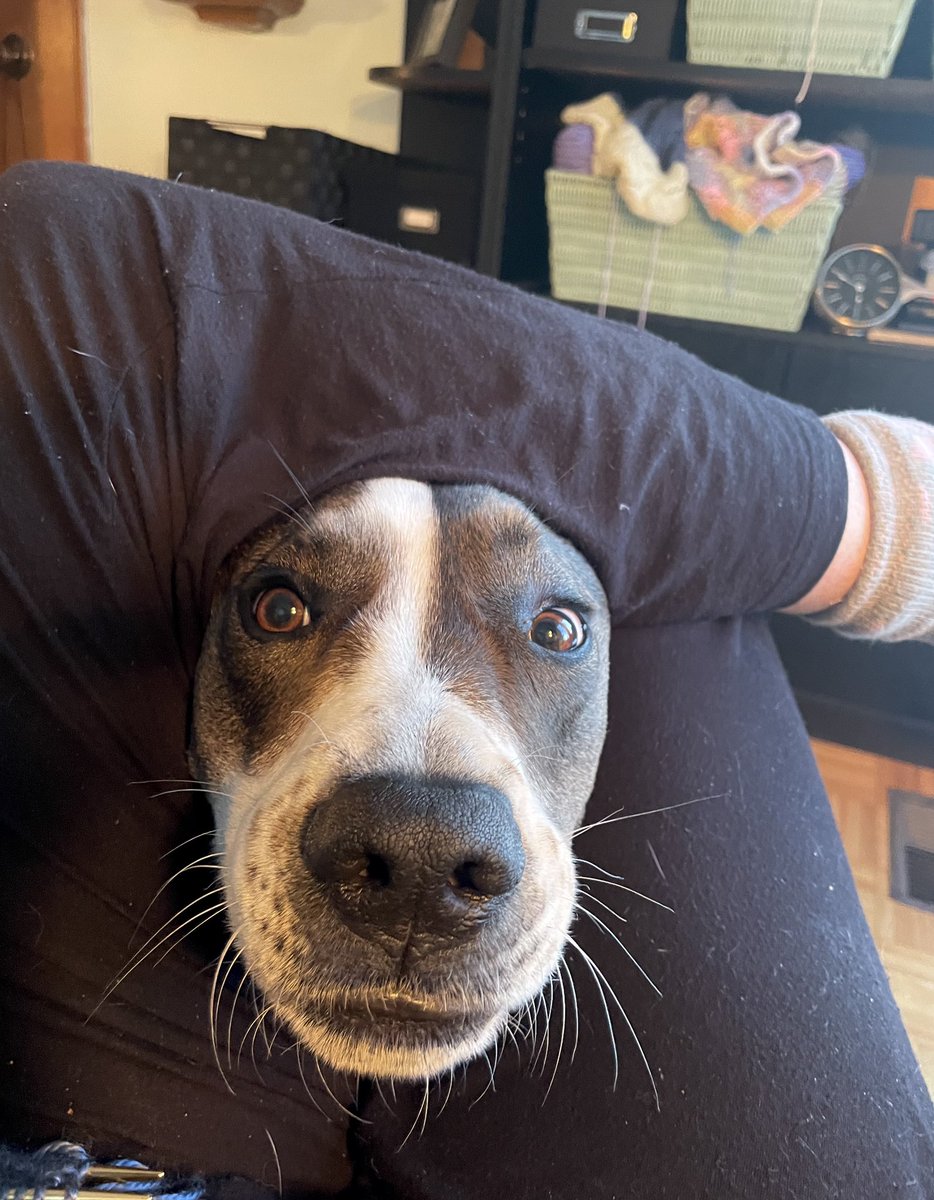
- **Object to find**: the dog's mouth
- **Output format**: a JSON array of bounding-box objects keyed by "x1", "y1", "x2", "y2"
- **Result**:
[
  {"x1": 289, "y1": 987, "x2": 506, "y2": 1079},
  {"x1": 304, "y1": 989, "x2": 496, "y2": 1032}
]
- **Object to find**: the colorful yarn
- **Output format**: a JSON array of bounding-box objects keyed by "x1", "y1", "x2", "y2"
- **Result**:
[{"x1": 553, "y1": 124, "x2": 594, "y2": 174}]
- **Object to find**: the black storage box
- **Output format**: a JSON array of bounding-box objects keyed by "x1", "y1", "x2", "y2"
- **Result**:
[
  {"x1": 531, "y1": 1, "x2": 683, "y2": 61},
  {"x1": 167, "y1": 117, "x2": 396, "y2": 222},
  {"x1": 344, "y1": 161, "x2": 479, "y2": 267}
]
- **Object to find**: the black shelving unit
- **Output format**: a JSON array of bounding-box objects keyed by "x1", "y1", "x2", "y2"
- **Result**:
[
  {"x1": 385, "y1": 0, "x2": 934, "y2": 765},
  {"x1": 369, "y1": 64, "x2": 491, "y2": 96},
  {"x1": 523, "y1": 47, "x2": 934, "y2": 116}
]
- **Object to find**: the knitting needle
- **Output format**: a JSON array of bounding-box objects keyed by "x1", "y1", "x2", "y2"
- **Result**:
[
  {"x1": 4, "y1": 1192, "x2": 153, "y2": 1200},
  {"x1": 87, "y1": 1166, "x2": 165, "y2": 1182}
]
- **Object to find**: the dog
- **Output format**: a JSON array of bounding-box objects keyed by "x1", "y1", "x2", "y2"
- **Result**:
[{"x1": 189, "y1": 477, "x2": 610, "y2": 1081}]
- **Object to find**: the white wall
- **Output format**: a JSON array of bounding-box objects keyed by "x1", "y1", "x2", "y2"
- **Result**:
[{"x1": 84, "y1": 0, "x2": 405, "y2": 180}]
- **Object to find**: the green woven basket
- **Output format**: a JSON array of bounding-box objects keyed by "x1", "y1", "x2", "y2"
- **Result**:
[
  {"x1": 546, "y1": 169, "x2": 844, "y2": 332},
  {"x1": 687, "y1": 0, "x2": 917, "y2": 77}
]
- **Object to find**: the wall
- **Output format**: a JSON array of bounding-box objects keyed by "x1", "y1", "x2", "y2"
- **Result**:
[{"x1": 84, "y1": 0, "x2": 405, "y2": 180}]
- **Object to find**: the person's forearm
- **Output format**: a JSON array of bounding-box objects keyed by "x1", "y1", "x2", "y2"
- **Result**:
[
  {"x1": 784, "y1": 412, "x2": 934, "y2": 645},
  {"x1": 780, "y1": 436, "x2": 871, "y2": 616}
]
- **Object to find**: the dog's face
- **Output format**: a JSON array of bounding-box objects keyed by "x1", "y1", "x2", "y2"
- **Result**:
[{"x1": 190, "y1": 478, "x2": 610, "y2": 1080}]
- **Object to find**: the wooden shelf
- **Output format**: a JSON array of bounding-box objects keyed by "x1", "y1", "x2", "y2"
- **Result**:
[
  {"x1": 523, "y1": 48, "x2": 934, "y2": 116},
  {"x1": 549, "y1": 300, "x2": 934, "y2": 362},
  {"x1": 369, "y1": 65, "x2": 491, "y2": 97}
]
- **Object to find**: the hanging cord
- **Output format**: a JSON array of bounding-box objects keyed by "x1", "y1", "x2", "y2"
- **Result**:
[
  {"x1": 597, "y1": 190, "x2": 623, "y2": 319},
  {"x1": 795, "y1": 0, "x2": 826, "y2": 105},
  {"x1": 723, "y1": 231, "x2": 742, "y2": 300},
  {"x1": 636, "y1": 225, "x2": 663, "y2": 331}
]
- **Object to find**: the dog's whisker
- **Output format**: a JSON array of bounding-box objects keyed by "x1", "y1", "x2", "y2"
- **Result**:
[
  {"x1": 209, "y1": 927, "x2": 243, "y2": 1094},
  {"x1": 531, "y1": 979, "x2": 554, "y2": 1075},
  {"x1": 294, "y1": 1045, "x2": 336, "y2": 1125},
  {"x1": 503, "y1": 1016, "x2": 520, "y2": 1063},
  {"x1": 131, "y1": 853, "x2": 224, "y2": 940},
  {"x1": 576, "y1": 883, "x2": 625, "y2": 922},
  {"x1": 127, "y1": 882, "x2": 227, "y2": 960},
  {"x1": 145, "y1": 785, "x2": 234, "y2": 801},
  {"x1": 567, "y1": 935, "x2": 660, "y2": 1112},
  {"x1": 225, "y1": 948, "x2": 251, "y2": 1070},
  {"x1": 564, "y1": 937, "x2": 620, "y2": 1089},
  {"x1": 314, "y1": 1057, "x2": 364, "y2": 1123},
  {"x1": 92, "y1": 893, "x2": 227, "y2": 1015},
  {"x1": 89, "y1": 903, "x2": 227, "y2": 1020},
  {"x1": 561, "y1": 956, "x2": 581, "y2": 1065},
  {"x1": 543, "y1": 966, "x2": 568, "y2": 1104},
  {"x1": 574, "y1": 856, "x2": 627, "y2": 884},
  {"x1": 579, "y1": 876, "x2": 674, "y2": 915},
  {"x1": 576, "y1": 906, "x2": 663, "y2": 999},
  {"x1": 150, "y1": 903, "x2": 229, "y2": 970},
  {"x1": 128, "y1": 775, "x2": 224, "y2": 789},
  {"x1": 248, "y1": 1004, "x2": 276, "y2": 1083},
  {"x1": 267, "y1": 444, "x2": 316, "y2": 512},
  {"x1": 374, "y1": 1077, "x2": 395, "y2": 1116},
  {"x1": 437, "y1": 1067, "x2": 456, "y2": 1118},
  {"x1": 469, "y1": 1051, "x2": 497, "y2": 1109},
  {"x1": 264, "y1": 479, "x2": 318, "y2": 532},
  {"x1": 488, "y1": 1025, "x2": 505, "y2": 1091},
  {"x1": 419, "y1": 1075, "x2": 432, "y2": 1138},
  {"x1": 265, "y1": 493, "x2": 317, "y2": 539},
  {"x1": 398, "y1": 1077, "x2": 430, "y2": 1149},
  {"x1": 263, "y1": 1127, "x2": 283, "y2": 1199},
  {"x1": 573, "y1": 791, "x2": 730, "y2": 838},
  {"x1": 258, "y1": 999, "x2": 277, "y2": 1059},
  {"x1": 159, "y1": 829, "x2": 217, "y2": 860},
  {"x1": 235, "y1": 998, "x2": 267, "y2": 1075},
  {"x1": 234, "y1": 995, "x2": 270, "y2": 1071},
  {"x1": 537, "y1": 974, "x2": 552, "y2": 1080},
  {"x1": 523, "y1": 995, "x2": 539, "y2": 1061}
]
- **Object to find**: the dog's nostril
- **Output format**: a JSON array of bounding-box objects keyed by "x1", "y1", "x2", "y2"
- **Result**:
[
  {"x1": 364, "y1": 851, "x2": 392, "y2": 888},
  {"x1": 448, "y1": 856, "x2": 520, "y2": 899},
  {"x1": 448, "y1": 861, "x2": 483, "y2": 897}
]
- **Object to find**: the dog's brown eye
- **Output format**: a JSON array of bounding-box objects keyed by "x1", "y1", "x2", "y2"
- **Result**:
[
  {"x1": 529, "y1": 608, "x2": 587, "y2": 653},
  {"x1": 253, "y1": 587, "x2": 309, "y2": 634}
]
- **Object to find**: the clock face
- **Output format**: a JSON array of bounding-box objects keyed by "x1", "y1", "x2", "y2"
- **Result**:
[{"x1": 815, "y1": 245, "x2": 903, "y2": 331}]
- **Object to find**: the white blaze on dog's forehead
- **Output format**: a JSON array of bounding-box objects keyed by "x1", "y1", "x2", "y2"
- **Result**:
[{"x1": 307, "y1": 478, "x2": 441, "y2": 773}]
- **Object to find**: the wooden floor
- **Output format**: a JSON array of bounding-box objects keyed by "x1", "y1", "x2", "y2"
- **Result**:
[{"x1": 812, "y1": 739, "x2": 934, "y2": 1093}]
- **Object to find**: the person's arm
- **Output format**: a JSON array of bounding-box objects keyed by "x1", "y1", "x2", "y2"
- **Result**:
[
  {"x1": 780, "y1": 436, "x2": 871, "y2": 616},
  {"x1": 783, "y1": 412, "x2": 934, "y2": 645}
]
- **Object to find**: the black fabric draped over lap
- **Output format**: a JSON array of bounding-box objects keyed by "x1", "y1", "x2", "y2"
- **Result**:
[{"x1": 0, "y1": 163, "x2": 930, "y2": 1196}]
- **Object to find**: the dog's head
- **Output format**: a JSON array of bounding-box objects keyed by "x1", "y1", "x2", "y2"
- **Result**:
[{"x1": 190, "y1": 478, "x2": 610, "y2": 1080}]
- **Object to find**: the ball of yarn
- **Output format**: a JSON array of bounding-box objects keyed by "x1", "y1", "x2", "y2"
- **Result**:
[
  {"x1": 553, "y1": 124, "x2": 594, "y2": 174},
  {"x1": 831, "y1": 143, "x2": 866, "y2": 191}
]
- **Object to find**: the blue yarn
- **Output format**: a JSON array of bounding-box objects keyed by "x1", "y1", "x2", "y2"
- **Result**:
[
  {"x1": 100, "y1": 1160, "x2": 204, "y2": 1200},
  {"x1": 0, "y1": 1143, "x2": 204, "y2": 1200}
]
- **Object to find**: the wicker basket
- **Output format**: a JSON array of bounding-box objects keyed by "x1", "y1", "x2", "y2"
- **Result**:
[
  {"x1": 546, "y1": 169, "x2": 844, "y2": 332},
  {"x1": 686, "y1": 0, "x2": 917, "y2": 77}
]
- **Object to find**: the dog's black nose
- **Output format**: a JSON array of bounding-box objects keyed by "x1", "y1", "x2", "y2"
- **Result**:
[{"x1": 301, "y1": 776, "x2": 525, "y2": 946}]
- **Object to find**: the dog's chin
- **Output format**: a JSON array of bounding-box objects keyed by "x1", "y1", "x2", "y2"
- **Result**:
[{"x1": 292, "y1": 1003, "x2": 506, "y2": 1081}]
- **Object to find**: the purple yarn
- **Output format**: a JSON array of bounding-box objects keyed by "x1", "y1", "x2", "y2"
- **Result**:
[
  {"x1": 553, "y1": 124, "x2": 594, "y2": 173},
  {"x1": 832, "y1": 143, "x2": 866, "y2": 191}
]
